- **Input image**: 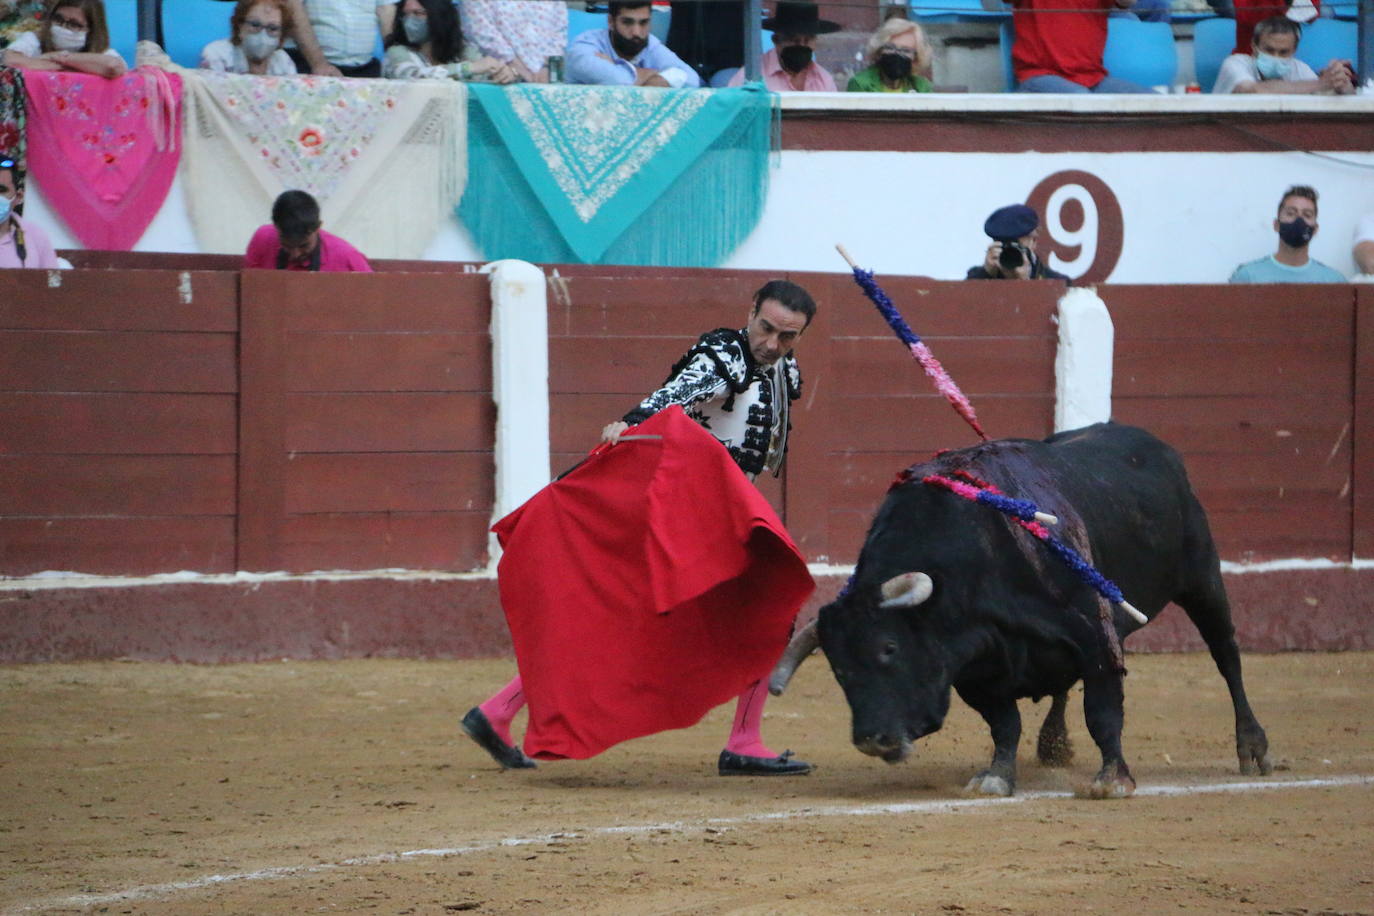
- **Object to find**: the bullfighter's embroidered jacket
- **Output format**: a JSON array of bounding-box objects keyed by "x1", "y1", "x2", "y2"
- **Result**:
[{"x1": 622, "y1": 328, "x2": 802, "y2": 479}]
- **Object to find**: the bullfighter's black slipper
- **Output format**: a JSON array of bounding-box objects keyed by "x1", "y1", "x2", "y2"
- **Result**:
[
  {"x1": 460, "y1": 707, "x2": 537, "y2": 770},
  {"x1": 718, "y1": 749, "x2": 814, "y2": 776}
]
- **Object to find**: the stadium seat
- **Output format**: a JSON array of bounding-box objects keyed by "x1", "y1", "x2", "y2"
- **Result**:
[
  {"x1": 999, "y1": 18, "x2": 1015, "y2": 91},
  {"x1": 104, "y1": 0, "x2": 139, "y2": 66},
  {"x1": 911, "y1": 0, "x2": 1009, "y2": 23},
  {"x1": 162, "y1": 0, "x2": 233, "y2": 69},
  {"x1": 566, "y1": 8, "x2": 607, "y2": 43},
  {"x1": 1192, "y1": 16, "x2": 1235, "y2": 92},
  {"x1": 1102, "y1": 17, "x2": 1178, "y2": 88},
  {"x1": 651, "y1": 5, "x2": 670, "y2": 42},
  {"x1": 1295, "y1": 17, "x2": 1357, "y2": 73}
]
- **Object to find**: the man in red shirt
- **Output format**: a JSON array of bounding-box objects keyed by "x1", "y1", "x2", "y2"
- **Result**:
[
  {"x1": 243, "y1": 190, "x2": 372, "y2": 272},
  {"x1": 1011, "y1": 0, "x2": 1154, "y2": 93}
]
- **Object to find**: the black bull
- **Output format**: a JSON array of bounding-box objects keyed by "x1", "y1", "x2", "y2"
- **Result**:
[{"x1": 771, "y1": 422, "x2": 1271, "y2": 798}]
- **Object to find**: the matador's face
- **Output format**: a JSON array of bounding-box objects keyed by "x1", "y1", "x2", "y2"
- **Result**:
[{"x1": 746, "y1": 298, "x2": 808, "y2": 366}]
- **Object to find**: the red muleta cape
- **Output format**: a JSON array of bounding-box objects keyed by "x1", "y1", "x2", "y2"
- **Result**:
[{"x1": 492, "y1": 406, "x2": 815, "y2": 760}]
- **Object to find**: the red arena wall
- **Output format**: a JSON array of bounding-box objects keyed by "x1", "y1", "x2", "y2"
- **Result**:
[{"x1": 1, "y1": 264, "x2": 1370, "y2": 661}]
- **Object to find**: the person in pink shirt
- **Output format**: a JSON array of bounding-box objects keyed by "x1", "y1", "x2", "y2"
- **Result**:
[
  {"x1": 0, "y1": 158, "x2": 61, "y2": 269},
  {"x1": 244, "y1": 189, "x2": 372, "y2": 272},
  {"x1": 728, "y1": 1, "x2": 839, "y2": 92}
]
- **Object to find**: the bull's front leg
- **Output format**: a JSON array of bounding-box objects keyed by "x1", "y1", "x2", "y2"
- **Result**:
[
  {"x1": 1080, "y1": 671, "x2": 1135, "y2": 798},
  {"x1": 961, "y1": 694, "x2": 1021, "y2": 797}
]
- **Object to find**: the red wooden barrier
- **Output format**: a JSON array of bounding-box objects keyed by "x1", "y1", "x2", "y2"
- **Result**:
[{"x1": 0, "y1": 266, "x2": 1369, "y2": 660}]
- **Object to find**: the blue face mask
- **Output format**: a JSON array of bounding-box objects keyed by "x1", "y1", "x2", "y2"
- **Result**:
[
  {"x1": 1255, "y1": 52, "x2": 1292, "y2": 81},
  {"x1": 0, "y1": 195, "x2": 11, "y2": 223},
  {"x1": 402, "y1": 15, "x2": 429, "y2": 45}
]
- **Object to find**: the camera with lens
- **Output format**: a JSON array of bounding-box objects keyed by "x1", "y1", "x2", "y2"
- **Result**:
[{"x1": 997, "y1": 241, "x2": 1030, "y2": 273}]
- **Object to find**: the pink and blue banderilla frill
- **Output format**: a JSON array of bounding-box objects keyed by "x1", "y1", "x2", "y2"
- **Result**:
[
  {"x1": 847, "y1": 265, "x2": 987, "y2": 442},
  {"x1": 921, "y1": 472, "x2": 1145, "y2": 627}
]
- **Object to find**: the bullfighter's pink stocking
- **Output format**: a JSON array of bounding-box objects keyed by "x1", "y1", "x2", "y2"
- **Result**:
[
  {"x1": 478, "y1": 675, "x2": 526, "y2": 746},
  {"x1": 724, "y1": 678, "x2": 776, "y2": 758}
]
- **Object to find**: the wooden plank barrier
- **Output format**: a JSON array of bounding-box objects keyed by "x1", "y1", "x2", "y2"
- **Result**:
[{"x1": 0, "y1": 267, "x2": 1369, "y2": 660}]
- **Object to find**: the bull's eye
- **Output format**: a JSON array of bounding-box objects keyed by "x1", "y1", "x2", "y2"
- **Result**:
[{"x1": 878, "y1": 640, "x2": 898, "y2": 663}]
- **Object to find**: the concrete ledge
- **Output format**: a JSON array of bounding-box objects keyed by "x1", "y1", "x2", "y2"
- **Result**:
[
  {"x1": 776, "y1": 91, "x2": 1374, "y2": 115},
  {"x1": 2, "y1": 566, "x2": 1368, "y2": 662}
]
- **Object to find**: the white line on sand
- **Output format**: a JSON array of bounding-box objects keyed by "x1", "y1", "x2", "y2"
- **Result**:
[{"x1": 15, "y1": 774, "x2": 1372, "y2": 913}]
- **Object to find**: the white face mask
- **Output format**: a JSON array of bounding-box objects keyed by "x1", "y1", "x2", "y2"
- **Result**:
[
  {"x1": 0, "y1": 195, "x2": 12, "y2": 224},
  {"x1": 240, "y1": 29, "x2": 279, "y2": 62},
  {"x1": 50, "y1": 23, "x2": 88, "y2": 51}
]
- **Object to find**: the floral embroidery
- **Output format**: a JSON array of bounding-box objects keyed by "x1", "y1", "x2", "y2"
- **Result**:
[
  {"x1": 507, "y1": 84, "x2": 710, "y2": 223},
  {"x1": 193, "y1": 70, "x2": 403, "y2": 200},
  {"x1": 21, "y1": 69, "x2": 183, "y2": 249},
  {"x1": 0, "y1": 67, "x2": 24, "y2": 175}
]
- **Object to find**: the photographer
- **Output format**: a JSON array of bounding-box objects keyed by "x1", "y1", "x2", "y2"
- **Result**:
[{"x1": 966, "y1": 204, "x2": 1068, "y2": 281}]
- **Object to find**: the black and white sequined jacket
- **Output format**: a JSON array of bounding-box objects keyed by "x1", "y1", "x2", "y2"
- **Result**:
[{"x1": 622, "y1": 328, "x2": 803, "y2": 479}]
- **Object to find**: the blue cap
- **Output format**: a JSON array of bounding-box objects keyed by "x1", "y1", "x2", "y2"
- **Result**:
[{"x1": 984, "y1": 204, "x2": 1038, "y2": 241}]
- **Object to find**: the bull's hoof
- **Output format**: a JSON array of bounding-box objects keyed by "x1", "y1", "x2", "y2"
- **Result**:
[
  {"x1": 1239, "y1": 752, "x2": 1274, "y2": 776},
  {"x1": 1081, "y1": 777, "x2": 1136, "y2": 799},
  {"x1": 1079, "y1": 762, "x2": 1136, "y2": 799},
  {"x1": 963, "y1": 771, "x2": 1014, "y2": 797}
]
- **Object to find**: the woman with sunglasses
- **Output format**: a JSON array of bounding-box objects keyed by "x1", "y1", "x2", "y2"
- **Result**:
[
  {"x1": 200, "y1": 0, "x2": 298, "y2": 76},
  {"x1": 0, "y1": 0, "x2": 126, "y2": 79}
]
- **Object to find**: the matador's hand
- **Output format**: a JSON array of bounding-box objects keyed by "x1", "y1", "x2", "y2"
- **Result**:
[{"x1": 600, "y1": 421, "x2": 630, "y2": 445}]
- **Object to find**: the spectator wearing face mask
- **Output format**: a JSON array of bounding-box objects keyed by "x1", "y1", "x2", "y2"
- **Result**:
[
  {"x1": 847, "y1": 17, "x2": 932, "y2": 93},
  {"x1": 1229, "y1": 185, "x2": 1345, "y2": 283},
  {"x1": 0, "y1": 157, "x2": 60, "y2": 269},
  {"x1": 0, "y1": 0, "x2": 126, "y2": 79},
  {"x1": 382, "y1": 0, "x2": 514, "y2": 82},
  {"x1": 1212, "y1": 16, "x2": 1354, "y2": 95},
  {"x1": 728, "y1": 1, "x2": 839, "y2": 91},
  {"x1": 201, "y1": 0, "x2": 299, "y2": 76}
]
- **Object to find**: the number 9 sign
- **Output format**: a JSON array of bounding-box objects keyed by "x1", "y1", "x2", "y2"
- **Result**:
[{"x1": 1025, "y1": 170, "x2": 1123, "y2": 283}]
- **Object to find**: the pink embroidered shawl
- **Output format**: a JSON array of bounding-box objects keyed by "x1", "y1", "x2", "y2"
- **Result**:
[{"x1": 22, "y1": 68, "x2": 182, "y2": 250}]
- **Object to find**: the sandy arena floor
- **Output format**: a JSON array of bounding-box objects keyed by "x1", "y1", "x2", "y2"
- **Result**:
[{"x1": 1, "y1": 651, "x2": 1371, "y2": 915}]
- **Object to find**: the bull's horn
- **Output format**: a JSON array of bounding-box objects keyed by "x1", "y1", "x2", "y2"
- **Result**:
[
  {"x1": 878, "y1": 572, "x2": 934, "y2": 609},
  {"x1": 768, "y1": 618, "x2": 820, "y2": 696}
]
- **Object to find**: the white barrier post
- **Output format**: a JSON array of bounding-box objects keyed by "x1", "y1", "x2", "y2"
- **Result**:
[
  {"x1": 1054, "y1": 286, "x2": 1115, "y2": 433},
  {"x1": 483, "y1": 259, "x2": 550, "y2": 568}
]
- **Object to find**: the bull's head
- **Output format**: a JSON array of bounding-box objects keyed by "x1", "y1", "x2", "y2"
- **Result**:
[{"x1": 817, "y1": 570, "x2": 954, "y2": 764}]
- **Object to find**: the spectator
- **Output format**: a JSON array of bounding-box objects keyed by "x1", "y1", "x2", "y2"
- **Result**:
[
  {"x1": 566, "y1": 0, "x2": 700, "y2": 88},
  {"x1": 966, "y1": 203, "x2": 1069, "y2": 281},
  {"x1": 1213, "y1": 16, "x2": 1354, "y2": 95},
  {"x1": 200, "y1": 0, "x2": 299, "y2": 76},
  {"x1": 0, "y1": 0, "x2": 126, "y2": 79},
  {"x1": 1354, "y1": 213, "x2": 1374, "y2": 277},
  {"x1": 461, "y1": 0, "x2": 567, "y2": 83},
  {"x1": 1010, "y1": 0, "x2": 1153, "y2": 94},
  {"x1": 1232, "y1": 0, "x2": 1319, "y2": 55},
  {"x1": 283, "y1": 0, "x2": 396, "y2": 78},
  {"x1": 0, "y1": 157, "x2": 60, "y2": 269},
  {"x1": 1229, "y1": 185, "x2": 1345, "y2": 283},
  {"x1": 847, "y1": 17, "x2": 932, "y2": 93},
  {"x1": 382, "y1": 0, "x2": 514, "y2": 81},
  {"x1": 727, "y1": 1, "x2": 840, "y2": 91},
  {"x1": 244, "y1": 190, "x2": 372, "y2": 272}
]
